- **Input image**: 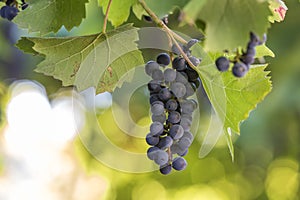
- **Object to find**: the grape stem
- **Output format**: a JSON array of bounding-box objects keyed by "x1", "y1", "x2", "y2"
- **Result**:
[
  {"x1": 102, "y1": 0, "x2": 113, "y2": 33},
  {"x1": 138, "y1": 0, "x2": 197, "y2": 70}
]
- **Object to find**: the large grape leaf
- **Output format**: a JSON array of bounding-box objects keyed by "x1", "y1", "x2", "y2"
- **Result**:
[
  {"x1": 13, "y1": 0, "x2": 89, "y2": 35},
  {"x1": 196, "y1": 0, "x2": 271, "y2": 51},
  {"x1": 190, "y1": 44, "x2": 272, "y2": 159},
  {"x1": 132, "y1": 0, "x2": 190, "y2": 19},
  {"x1": 17, "y1": 24, "x2": 144, "y2": 93},
  {"x1": 99, "y1": 0, "x2": 137, "y2": 27}
]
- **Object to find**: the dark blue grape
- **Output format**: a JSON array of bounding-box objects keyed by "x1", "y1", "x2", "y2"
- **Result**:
[
  {"x1": 169, "y1": 124, "x2": 184, "y2": 140},
  {"x1": 172, "y1": 57, "x2": 186, "y2": 71},
  {"x1": 148, "y1": 80, "x2": 161, "y2": 93},
  {"x1": 158, "y1": 88, "x2": 172, "y2": 101},
  {"x1": 180, "y1": 117, "x2": 192, "y2": 131},
  {"x1": 165, "y1": 99, "x2": 178, "y2": 111},
  {"x1": 0, "y1": 6, "x2": 19, "y2": 21},
  {"x1": 189, "y1": 56, "x2": 201, "y2": 66},
  {"x1": 170, "y1": 82, "x2": 186, "y2": 98},
  {"x1": 147, "y1": 146, "x2": 160, "y2": 160},
  {"x1": 153, "y1": 150, "x2": 169, "y2": 165},
  {"x1": 151, "y1": 69, "x2": 164, "y2": 81},
  {"x1": 143, "y1": 15, "x2": 153, "y2": 23},
  {"x1": 168, "y1": 111, "x2": 181, "y2": 124},
  {"x1": 150, "y1": 122, "x2": 164, "y2": 136},
  {"x1": 215, "y1": 56, "x2": 230, "y2": 72},
  {"x1": 157, "y1": 136, "x2": 173, "y2": 149},
  {"x1": 150, "y1": 94, "x2": 160, "y2": 104},
  {"x1": 232, "y1": 62, "x2": 248, "y2": 77},
  {"x1": 185, "y1": 66, "x2": 199, "y2": 81},
  {"x1": 145, "y1": 61, "x2": 160, "y2": 76},
  {"x1": 175, "y1": 71, "x2": 188, "y2": 84},
  {"x1": 157, "y1": 53, "x2": 170, "y2": 66},
  {"x1": 160, "y1": 164, "x2": 172, "y2": 175},
  {"x1": 164, "y1": 68, "x2": 176, "y2": 82},
  {"x1": 152, "y1": 113, "x2": 166, "y2": 124},
  {"x1": 146, "y1": 133, "x2": 159, "y2": 146},
  {"x1": 151, "y1": 101, "x2": 165, "y2": 115},
  {"x1": 172, "y1": 157, "x2": 187, "y2": 171},
  {"x1": 171, "y1": 44, "x2": 184, "y2": 55}
]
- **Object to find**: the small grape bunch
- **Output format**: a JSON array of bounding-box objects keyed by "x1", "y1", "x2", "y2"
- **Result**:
[
  {"x1": 0, "y1": 0, "x2": 28, "y2": 21},
  {"x1": 215, "y1": 32, "x2": 266, "y2": 78},
  {"x1": 145, "y1": 41, "x2": 201, "y2": 175}
]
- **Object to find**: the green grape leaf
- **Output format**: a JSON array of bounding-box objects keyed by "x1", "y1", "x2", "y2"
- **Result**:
[
  {"x1": 182, "y1": 0, "x2": 207, "y2": 23},
  {"x1": 99, "y1": 0, "x2": 137, "y2": 27},
  {"x1": 198, "y1": 0, "x2": 271, "y2": 51},
  {"x1": 256, "y1": 44, "x2": 275, "y2": 58},
  {"x1": 17, "y1": 24, "x2": 144, "y2": 94},
  {"x1": 13, "y1": 0, "x2": 88, "y2": 35},
  {"x1": 191, "y1": 44, "x2": 272, "y2": 159},
  {"x1": 133, "y1": 0, "x2": 190, "y2": 19}
]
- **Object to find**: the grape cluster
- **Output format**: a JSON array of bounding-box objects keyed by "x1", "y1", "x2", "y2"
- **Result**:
[
  {"x1": 145, "y1": 42, "x2": 201, "y2": 175},
  {"x1": 0, "y1": 0, "x2": 28, "y2": 21},
  {"x1": 215, "y1": 32, "x2": 266, "y2": 78}
]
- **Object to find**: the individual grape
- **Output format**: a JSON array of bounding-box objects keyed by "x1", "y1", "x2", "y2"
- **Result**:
[
  {"x1": 178, "y1": 137, "x2": 192, "y2": 149},
  {"x1": 0, "y1": 6, "x2": 19, "y2": 21},
  {"x1": 143, "y1": 15, "x2": 153, "y2": 23},
  {"x1": 21, "y1": 3, "x2": 28, "y2": 10},
  {"x1": 153, "y1": 150, "x2": 169, "y2": 165},
  {"x1": 186, "y1": 39, "x2": 199, "y2": 49},
  {"x1": 145, "y1": 61, "x2": 160, "y2": 76},
  {"x1": 184, "y1": 82, "x2": 195, "y2": 98},
  {"x1": 164, "y1": 68, "x2": 176, "y2": 82},
  {"x1": 169, "y1": 124, "x2": 184, "y2": 140},
  {"x1": 189, "y1": 56, "x2": 201, "y2": 66},
  {"x1": 158, "y1": 88, "x2": 172, "y2": 101},
  {"x1": 170, "y1": 144, "x2": 187, "y2": 156},
  {"x1": 172, "y1": 157, "x2": 187, "y2": 171},
  {"x1": 172, "y1": 57, "x2": 186, "y2": 71},
  {"x1": 170, "y1": 82, "x2": 186, "y2": 98},
  {"x1": 215, "y1": 56, "x2": 230, "y2": 72},
  {"x1": 150, "y1": 121, "x2": 164, "y2": 136},
  {"x1": 192, "y1": 77, "x2": 201, "y2": 88},
  {"x1": 165, "y1": 99, "x2": 178, "y2": 111},
  {"x1": 185, "y1": 66, "x2": 199, "y2": 81},
  {"x1": 148, "y1": 80, "x2": 161, "y2": 93},
  {"x1": 151, "y1": 69, "x2": 164, "y2": 81},
  {"x1": 147, "y1": 146, "x2": 160, "y2": 160},
  {"x1": 149, "y1": 94, "x2": 160, "y2": 104},
  {"x1": 152, "y1": 113, "x2": 166, "y2": 123},
  {"x1": 183, "y1": 131, "x2": 194, "y2": 141},
  {"x1": 157, "y1": 53, "x2": 170, "y2": 66},
  {"x1": 160, "y1": 164, "x2": 172, "y2": 175},
  {"x1": 181, "y1": 99, "x2": 197, "y2": 114},
  {"x1": 168, "y1": 111, "x2": 181, "y2": 124},
  {"x1": 178, "y1": 149, "x2": 188, "y2": 157},
  {"x1": 180, "y1": 117, "x2": 192, "y2": 131},
  {"x1": 175, "y1": 71, "x2": 188, "y2": 84},
  {"x1": 146, "y1": 133, "x2": 159, "y2": 146},
  {"x1": 181, "y1": 113, "x2": 192, "y2": 122},
  {"x1": 157, "y1": 136, "x2": 173, "y2": 149},
  {"x1": 151, "y1": 101, "x2": 165, "y2": 115},
  {"x1": 232, "y1": 62, "x2": 248, "y2": 77}
]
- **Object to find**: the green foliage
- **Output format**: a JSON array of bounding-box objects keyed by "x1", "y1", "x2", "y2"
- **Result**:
[
  {"x1": 191, "y1": 44, "x2": 272, "y2": 159},
  {"x1": 99, "y1": 0, "x2": 138, "y2": 27},
  {"x1": 13, "y1": 0, "x2": 278, "y2": 159},
  {"x1": 14, "y1": 0, "x2": 89, "y2": 35},
  {"x1": 17, "y1": 24, "x2": 144, "y2": 93},
  {"x1": 196, "y1": 0, "x2": 271, "y2": 51}
]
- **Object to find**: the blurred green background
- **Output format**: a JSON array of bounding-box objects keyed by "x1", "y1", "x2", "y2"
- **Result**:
[{"x1": 0, "y1": 0, "x2": 299, "y2": 199}]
